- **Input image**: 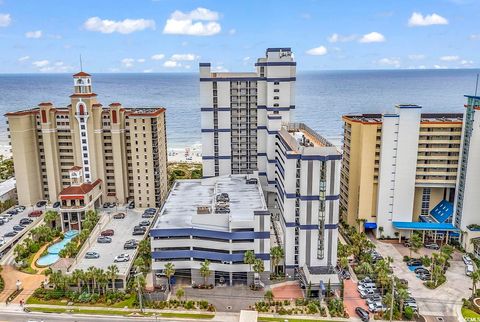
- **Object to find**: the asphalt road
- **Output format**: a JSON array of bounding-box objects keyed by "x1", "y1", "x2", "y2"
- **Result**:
[{"x1": 0, "y1": 311, "x2": 205, "y2": 322}]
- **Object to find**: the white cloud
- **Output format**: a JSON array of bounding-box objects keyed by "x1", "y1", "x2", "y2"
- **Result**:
[
  {"x1": 32, "y1": 60, "x2": 73, "y2": 72},
  {"x1": 84, "y1": 17, "x2": 155, "y2": 34},
  {"x1": 0, "y1": 13, "x2": 11, "y2": 27},
  {"x1": 228, "y1": 28, "x2": 236, "y2": 35},
  {"x1": 460, "y1": 59, "x2": 474, "y2": 66},
  {"x1": 440, "y1": 55, "x2": 459, "y2": 62},
  {"x1": 184, "y1": 65, "x2": 191, "y2": 69},
  {"x1": 170, "y1": 54, "x2": 197, "y2": 61},
  {"x1": 143, "y1": 69, "x2": 153, "y2": 73},
  {"x1": 213, "y1": 65, "x2": 228, "y2": 72},
  {"x1": 408, "y1": 54, "x2": 425, "y2": 60},
  {"x1": 359, "y1": 32, "x2": 385, "y2": 43},
  {"x1": 377, "y1": 57, "x2": 401, "y2": 68},
  {"x1": 470, "y1": 34, "x2": 480, "y2": 41},
  {"x1": 327, "y1": 33, "x2": 356, "y2": 43},
  {"x1": 151, "y1": 54, "x2": 165, "y2": 60},
  {"x1": 163, "y1": 7, "x2": 221, "y2": 36},
  {"x1": 306, "y1": 46, "x2": 328, "y2": 56},
  {"x1": 121, "y1": 58, "x2": 135, "y2": 67},
  {"x1": 163, "y1": 60, "x2": 180, "y2": 68},
  {"x1": 18, "y1": 55, "x2": 30, "y2": 62},
  {"x1": 243, "y1": 56, "x2": 250, "y2": 61},
  {"x1": 25, "y1": 30, "x2": 42, "y2": 38},
  {"x1": 137, "y1": 58, "x2": 146, "y2": 63},
  {"x1": 434, "y1": 64, "x2": 448, "y2": 69},
  {"x1": 408, "y1": 12, "x2": 448, "y2": 27},
  {"x1": 32, "y1": 60, "x2": 49, "y2": 68}
]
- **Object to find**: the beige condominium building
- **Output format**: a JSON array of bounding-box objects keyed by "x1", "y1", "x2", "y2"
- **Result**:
[
  {"x1": 6, "y1": 72, "x2": 168, "y2": 230},
  {"x1": 340, "y1": 106, "x2": 463, "y2": 238}
]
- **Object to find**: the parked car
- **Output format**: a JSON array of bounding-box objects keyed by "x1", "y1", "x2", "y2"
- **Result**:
[
  {"x1": 361, "y1": 277, "x2": 375, "y2": 284},
  {"x1": 132, "y1": 229, "x2": 146, "y2": 236},
  {"x1": 0, "y1": 237, "x2": 5, "y2": 246},
  {"x1": 113, "y1": 213, "x2": 126, "y2": 219},
  {"x1": 355, "y1": 307, "x2": 370, "y2": 321},
  {"x1": 0, "y1": 216, "x2": 9, "y2": 223},
  {"x1": 28, "y1": 210, "x2": 43, "y2": 217},
  {"x1": 7, "y1": 209, "x2": 18, "y2": 215},
  {"x1": 418, "y1": 272, "x2": 431, "y2": 281},
  {"x1": 466, "y1": 264, "x2": 474, "y2": 276},
  {"x1": 20, "y1": 218, "x2": 33, "y2": 226},
  {"x1": 142, "y1": 212, "x2": 155, "y2": 218},
  {"x1": 124, "y1": 240, "x2": 138, "y2": 250},
  {"x1": 109, "y1": 203, "x2": 116, "y2": 208},
  {"x1": 14, "y1": 205, "x2": 26, "y2": 212},
  {"x1": 101, "y1": 229, "x2": 114, "y2": 236},
  {"x1": 3, "y1": 231, "x2": 18, "y2": 237},
  {"x1": 407, "y1": 258, "x2": 422, "y2": 266},
  {"x1": 366, "y1": 295, "x2": 382, "y2": 305},
  {"x1": 404, "y1": 302, "x2": 418, "y2": 312},
  {"x1": 114, "y1": 253, "x2": 130, "y2": 263},
  {"x1": 463, "y1": 254, "x2": 473, "y2": 265},
  {"x1": 414, "y1": 267, "x2": 429, "y2": 274},
  {"x1": 145, "y1": 208, "x2": 156, "y2": 214},
  {"x1": 138, "y1": 220, "x2": 150, "y2": 227},
  {"x1": 358, "y1": 283, "x2": 376, "y2": 291},
  {"x1": 360, "y1": 288, "x2": 378, "y2": 299},
  {"x1": 36, "y1": 200, "x2": 47, "y2": 208},
  {"x1": 340, "y1": 269, "x2": 351, "y2": 280},
  {"x1": 424, "y1": 243, "x2": 440, "y2": 250},
  {"x1": 0, "y1": 219, "x2": 4, "y2": 225},
  {"x1": 1, "y1": 213, "x2": 13, "y2": 220},
  {"x1": 13, "y1": 225, "x2": 25, "y2": 232},
  {"x1": 97, "y1": 236, "x2": 112, "y2": 243},
  {"x1": 102, "y1": 202, "x2": 111, "y2": 208},
  {"x1": 128, "y1": 202, "x2": 135, "y2": 209},
  {"x1": 85, "y1": 252, "x2": 100, "y2": 259},
  {"x1": 368, "y1": 302, "x2": 387, "y2": 313},
  {"x1": 52, "y1": 201, "x2": 61, "y2": 208}
]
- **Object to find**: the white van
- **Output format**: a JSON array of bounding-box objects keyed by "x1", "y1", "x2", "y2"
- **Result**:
[{"x1": 466, "y1": 264, "x2": 474, "y2": 276}]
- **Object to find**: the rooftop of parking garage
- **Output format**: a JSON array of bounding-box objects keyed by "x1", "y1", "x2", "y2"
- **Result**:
[{"x1": 153, "y1": 175, "x2": 267, "y2": 230}]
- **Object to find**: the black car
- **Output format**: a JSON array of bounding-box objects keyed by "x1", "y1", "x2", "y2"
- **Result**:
[
  {"x1": 355, "y1": 307, "x2": 370, "y2": 321},
  {"x1": 138, "y1": 220, "x2": 150, "y2": 227},
  {"x1": 145, "y1": 208, "x2": 156, "y2": 214},
  {"x1": 124, "y1": 240, "x2": 138, "y2": 249},
  {"x1": 97, "y1": 236, "x2": 112, "y2": 243},
  {"x1": 418, "y1": 272, "x2": 431, "y2": 280},
  {"x1": 132, "y1": 230, "x2": 145, "y2": 236},
  {"x1": 103, "y1": 202, "x2": 111, "y2": 208},
  {"x1": 13, "y1": 225, "x2": 25, "y2": 231},
  {"x1": 0, "y1": 219, "x2": 4, "y2": 225},
  {"x1": 414, "y1": 267, "x2": 429, "y2": 274},
  {"x1": 4, "y1": 231, "x2": 18, "y2": 237},
  {"x1": 20, "y1": 218, "x2": 33, "y2": 226},
  {"x1": 52, "y1": 201, "x2": 61, "y2": 208},
  {"x1": 36, "y1": 200, "x2": 47, "y2": 208},
  {"x1": 142, "y1": 212, "x2": 155, "y2": 218},
  {"x1": 113, "y1": 213, "x2": 126, "y2": 219},
  {"x1": 128, "y1": 202, "x2": 135, "y2": 209}
]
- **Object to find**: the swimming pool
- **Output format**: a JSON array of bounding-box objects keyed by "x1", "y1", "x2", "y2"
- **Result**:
[{"x1": 36, "y1": 230, "x2": 79, "y2": 266}]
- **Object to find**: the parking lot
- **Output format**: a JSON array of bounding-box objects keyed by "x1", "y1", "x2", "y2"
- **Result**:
[
  {"x1": 0, "y1": 205, "x2": 43, "y2": 254},
  {"x1": 71, "y1": 207, "x2": 156, "y2": 277}
]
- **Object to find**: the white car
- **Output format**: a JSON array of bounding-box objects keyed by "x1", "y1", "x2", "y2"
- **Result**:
[
  {"x1": 0, "y1": 216, "x2": 9, "y2": 223},
  {"x1": 114, "y1": 253, "x2": 130, "y2": 263},
  {"x1": 463, "y1": 254, "x2": 473, "y2": 265},
  {"x1": 0, "y1": 237, "x2": 4, "y2": 246}
]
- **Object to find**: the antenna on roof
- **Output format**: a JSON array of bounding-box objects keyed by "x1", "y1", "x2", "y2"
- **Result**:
[{"x1": 79, "y1": 54, "x2": 83, "y2": 72}]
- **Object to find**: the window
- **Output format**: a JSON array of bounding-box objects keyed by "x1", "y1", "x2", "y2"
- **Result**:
[
  {"x1": 274, "y1": 81, "x2": 280, "y2": 85},
  {"x1": 274, "y1": 96, "x2": 279, "y2": 100}
]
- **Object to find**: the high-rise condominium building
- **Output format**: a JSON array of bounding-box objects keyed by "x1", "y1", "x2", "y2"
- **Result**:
[
  {"x1": 199, "y1": 48, "x2": 341, "y2": 291},
  {"x1": 6, "y1": 72, "x2": 168, "y2": 226},
  {"x1": 200, "y1": 47, "x2": 296, "y2": 177},
  {"x1": 340, "y1": 105, "x2": 465, "y2": 238}
]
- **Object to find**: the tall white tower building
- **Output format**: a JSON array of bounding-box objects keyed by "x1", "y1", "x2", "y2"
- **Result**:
[{"x1": 199, "y1": 48, "x2": 296, "y2": 178}]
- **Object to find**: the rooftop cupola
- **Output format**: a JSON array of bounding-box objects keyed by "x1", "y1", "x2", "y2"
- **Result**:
[{"x1": 73, "y1": 71, "x2": 92, "y2": 95}]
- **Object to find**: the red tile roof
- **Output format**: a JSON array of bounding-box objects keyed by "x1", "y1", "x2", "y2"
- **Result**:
[
  {"x1": 69, "y1": 166, "x2": 83, "y2": 171},
  {"x1": 73, "y1": 71, "x2": 91, "y2": 77},
  {"x1": 59, "y1": 179, "x2": 102, "y2": 196}
]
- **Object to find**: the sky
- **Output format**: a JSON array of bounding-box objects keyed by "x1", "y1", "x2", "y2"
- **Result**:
[{"x1": 0, "y1": 0, "x2": 479, "y2": 73}]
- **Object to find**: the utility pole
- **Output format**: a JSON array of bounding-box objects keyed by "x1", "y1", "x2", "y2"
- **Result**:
[{"x1": 389, "y1": 275, "x2": 395, "y2": 322}]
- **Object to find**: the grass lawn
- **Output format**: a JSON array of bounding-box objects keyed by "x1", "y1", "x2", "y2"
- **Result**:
[
  {"x1": 27, "y1": 295, "x2": 136, "y2": 308},
  {"x1": 462, "y1": 307, "x2": 480, "y2": 318},
  {"x1": 258, "y1": 318, "x2": 339, "y2": 322},
  {"x1": 20, "y1": 253, "x2": 38, "y2": 274}
]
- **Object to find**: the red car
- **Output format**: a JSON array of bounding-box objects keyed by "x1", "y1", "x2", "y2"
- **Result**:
[
  {"x1": 101, "y1": 229, "x2": 114, "y2": 236},
  {"x1": 28, "y1": 210, "x2": 43, "y2": 217}
]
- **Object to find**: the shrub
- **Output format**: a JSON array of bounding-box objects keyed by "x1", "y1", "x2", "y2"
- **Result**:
[
  {"x1": 404, "y1": 306, "x2": 414, "y2": 320},
  {"x1": 198, "y1": 300, "x2": 209, "y2": 310},
  {"x1": 184, "y1": 300, "x2": 195, "y2": 310}
]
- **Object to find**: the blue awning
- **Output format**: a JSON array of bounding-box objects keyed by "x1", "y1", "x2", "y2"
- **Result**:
[
  {"x1": 392, "y1": 221, "x2": 459, "y2": 231},
  {"x1": 430, "y1": 200, "x2": 453, "y2": 223},
  {"x1": 364, "y1": 222, "x2": 377, "y2": 229}
]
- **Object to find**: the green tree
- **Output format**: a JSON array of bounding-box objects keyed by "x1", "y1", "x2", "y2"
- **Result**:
[
  {"x1": 356, "y1": 261, "x2": 373, "y2": 276},
  {"x1": 176, "y1": 287, "x2": 185, "y2": 301},
  {"x1": 270, "y1": 246, "x2": 284, "y2": 275},
  {"x1": 339, "y1": 256, "x2": 349, "y2": 270},
  {"x1": 397, "y1": 287, "x2": 409, "y2": 318},
  {"x1": 243, "y1": 250, "x2": 255, "y2": 272},
  {"x1": 164, "y1": 262, "x2": 175, "y2": 291},
  {"x1": 264, "y1": 290, "x2": 274, "y2": 303},
  {"x1": 71, "y1": 269, "x2": 84, "y2": 291},
  {"x1": 410, "y1": 233, "x2": 423, "y2": 258},
  {"x1": 86, "y1": 266, "x2": 95, "y2": 294},
  {"x1": 200, "y1": 260, "x2": 211, "y2": 286},
  {"x1": 44, "y1": 210, "x2": 59, "y2": 227},
  {"x1": 253, "y1": 258, "x2": 265, "y2": 274},
  {"x1": 107, "y1": 265, "x2": 119, "y2": 292},
  {"x1": 471, "y1": 269, "x2": 480, "y2": 297}
]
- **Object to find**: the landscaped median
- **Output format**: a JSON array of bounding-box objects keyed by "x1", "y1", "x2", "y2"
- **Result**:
[
  {"x1": 257, "y1": 317, "x2": 344, "y2": 322},
  {"x1": 26, "y1": 304, "x2": 215, "y2": 319}
]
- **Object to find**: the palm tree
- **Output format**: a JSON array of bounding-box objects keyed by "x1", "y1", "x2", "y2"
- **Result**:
[
  {"x1": 270, "y1": 246, "x2": 284, "y2": 275},
  {"x1": 356, "y1": 261, "x2": 373, "y2": 276},
  {"x1": 471, "y1": 270, "x2": 480, "y2": 297},
  {"x1": 397, "y1": 287, "x2": 409, "y2": 317},
  {"x1": 71, "y1": 269, "x2": 84, "y2": 291},
  {"x1": 94, "y1": 268, "x2": 104, "y2": 294},
  {"x1": 253, "y1": 258, "x2": 265, "y2": 274},
  {"x1": 339, "y1": 256, "x2": 349, "y2": 270},
  {"x1": 176, "y1": 287, "x2": 185, "y2": 301},
  {"x1": 264, "y1": 290, "x2": 274, "y2": 303},
  {"x1": 86, "y1": 266, "x2": 95, "y2": 294},
  {"x1": 243, "y1": 250, "x2": 255, "y2": 272},
  {"x1": 199, "y1": 260, "x2": 211, "y2": 286},
  {"x1": 107, "y1": 265, "x2": 119, "y2": 292},
  {"x1": 410, "y1": 233, "x2": 423, "y2": 258},
  {"x1": 164, "y1": 262, "x2": 175, "y2": 291}
]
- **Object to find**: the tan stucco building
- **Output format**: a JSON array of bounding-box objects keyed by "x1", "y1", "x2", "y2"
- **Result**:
[
  {"x1": 6, "y1": 72, "x2": 168, "y2": 212},
  {"x1": 340, "y1": 108, "x2": 462, "y2": 237}
]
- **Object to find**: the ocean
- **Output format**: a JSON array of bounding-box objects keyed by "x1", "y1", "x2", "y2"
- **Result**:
[{"x1": 0, "y1": 69, "x2": 479, "y2": 150}]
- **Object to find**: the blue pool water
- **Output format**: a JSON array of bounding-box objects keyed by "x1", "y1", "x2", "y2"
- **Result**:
[{"x1": 36, "y1": 230, "x2": 78, "y2": 266}]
